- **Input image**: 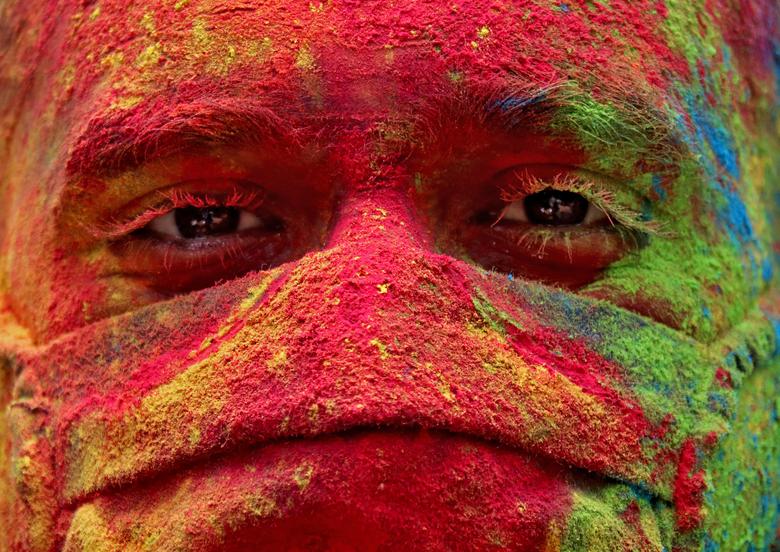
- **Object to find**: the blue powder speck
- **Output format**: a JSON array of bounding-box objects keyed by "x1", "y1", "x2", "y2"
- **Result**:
[
  {"x1": 770, "y1": 317, "x2": 780, "y2": 356},
  {"x1": 652, "y1": 173, "x2": 667, "y2": 200},
  {"x1": 687, "y1": 96, "x2": 740, "y2": 179},
  {"x1": 703, "y1": 536, "x2": 719, "y2": 552},
  {"x1": 762, "y1": 258, "x2": 774, "y2": 283}
]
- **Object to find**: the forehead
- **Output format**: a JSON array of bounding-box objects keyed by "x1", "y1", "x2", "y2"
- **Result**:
[
  {"x1": 15, "y1": 0, "x2": 724, "y2": 200},
  {"x1": 47, "y1": 0, "x2": 700, "y2": 117}
]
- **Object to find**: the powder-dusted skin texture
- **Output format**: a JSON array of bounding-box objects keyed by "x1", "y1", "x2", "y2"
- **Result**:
[{"x1": 0, "y1": 0, "x2": 778, "y2": 551}]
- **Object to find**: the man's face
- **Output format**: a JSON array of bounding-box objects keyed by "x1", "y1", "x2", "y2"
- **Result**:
[{"x1": 0, "y1": 0, "x2": 778, "y2": 550}]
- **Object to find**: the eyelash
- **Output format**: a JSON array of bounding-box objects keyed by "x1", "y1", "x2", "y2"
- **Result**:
[
  {"x1": 495, "y1": 223, "x2": 648, "y2": 264},
  {"x1": 98, "y1": 187, "x2": 266, "y2": 240},
  {"x1": 498, "y1": 170, "x2": 665, "y2": 236}
]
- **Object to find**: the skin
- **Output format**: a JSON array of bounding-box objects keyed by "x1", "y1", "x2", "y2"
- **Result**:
[{"x1": 0, "y1": 0, "x2": 778, "y2": 550}]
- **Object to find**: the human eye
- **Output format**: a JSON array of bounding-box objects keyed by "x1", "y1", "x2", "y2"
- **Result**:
[
  {"x1": 488, "y1": 186, "x2": 608, "y2": 227},
  {"x1": 144, "y1": 204, "x2": 276, "y2": 240},
  {"x1": 445, "y1": 165, "x2": 659, "y2": 288},
  {"x1": 103, "y1": 180, "x2": 306, "y2": 294}
]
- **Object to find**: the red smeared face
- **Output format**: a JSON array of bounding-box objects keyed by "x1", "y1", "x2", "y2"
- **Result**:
[
  {"x1": 13, "y1": 0, "x2": 695, "y2": 333},
  {"x1": 1, "y1": 0, "x2": 779, "y2": 550}
]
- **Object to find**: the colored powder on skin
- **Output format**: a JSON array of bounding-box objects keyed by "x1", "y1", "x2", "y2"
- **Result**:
[{"x1": 0, "y1": 0, "x2": 777, "y2": 550}]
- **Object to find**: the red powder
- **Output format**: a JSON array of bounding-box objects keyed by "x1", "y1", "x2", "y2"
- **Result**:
[
  {"x1": 714, "y1": 367, "x2": 733, "y2": 388},
  {"x1": 673, "y1": 439, "x2": 706, "y2": 531}
]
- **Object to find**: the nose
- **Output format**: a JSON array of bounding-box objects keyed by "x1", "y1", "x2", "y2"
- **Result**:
[
  {"x1": 326, "y1": 181, "x2": 434, "y2": 253},
  {"x1": 267, "y1": 182, "x2": 476, "y2": 373}
]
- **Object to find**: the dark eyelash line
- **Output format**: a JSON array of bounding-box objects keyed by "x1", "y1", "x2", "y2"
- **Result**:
[
  {"x1": 118, "y1": 234, "x2": 258, "y2": 276},
  {"x1": 498, "y1": 170, "x2": 668, "y2": 237},
  {"x1": 163, "y1": 188, "x2": 265, "y2": 211},
  {"x1": 94, "y1": 186, "x2": 266, "y2": 240},
  {"x1": 159, "y1": 237, "x2": 251, "y2": 273}
]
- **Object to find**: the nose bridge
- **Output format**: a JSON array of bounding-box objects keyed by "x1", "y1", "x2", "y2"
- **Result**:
[
  {"x1": 319, "y1": 121, "x2": 435, "y2": 254},
  {"x1": 326, "y1": 177, "x2": 435, "y2": 255}
]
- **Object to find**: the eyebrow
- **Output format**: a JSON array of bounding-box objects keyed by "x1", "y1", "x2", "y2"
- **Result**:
[
  {"x1": 67, "y1": 80, "x2": 686, "y2": 180},
  {"x1": 66, "y1": 97, "x2": 289, "y2": 178},
  {"x1": 441, "y1": 80, "x2": 687, "y2": 169}
]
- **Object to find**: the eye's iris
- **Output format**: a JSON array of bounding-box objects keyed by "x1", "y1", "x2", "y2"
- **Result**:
[
  {"x1": 174, "y1": 206, "x2": 240, "y2": 238},
  {"x1": 524, "y1": 188, "x2": 589, "y2": 225}
]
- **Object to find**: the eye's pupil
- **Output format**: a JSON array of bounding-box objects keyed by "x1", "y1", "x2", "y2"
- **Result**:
[
  {"x1": 524, "y1": 188, "x2": 588, "y2": 225},
  {"x1": 174, "y1": 206, "x2": 240, "y2": 238}
]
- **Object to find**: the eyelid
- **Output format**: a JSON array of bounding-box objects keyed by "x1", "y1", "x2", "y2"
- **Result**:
[
  {"x1": 496, "y1": 166, "x2": 666, "y2": 236},
  {"x1": 92, "y1": 181, "x2": 267, "y2": 240}
]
